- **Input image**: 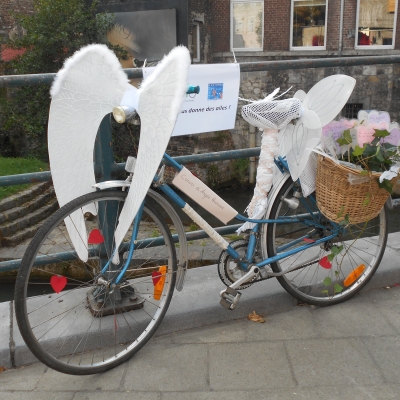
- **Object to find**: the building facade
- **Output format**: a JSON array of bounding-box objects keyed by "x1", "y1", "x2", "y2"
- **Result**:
[{"x1": 1, "y1": 0, "x2": 400, "y2": 184}]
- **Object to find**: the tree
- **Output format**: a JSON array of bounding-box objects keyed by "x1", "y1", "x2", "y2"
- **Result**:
[{"x1": 0, "y1": 0, "x2": 127, "y2": 160}]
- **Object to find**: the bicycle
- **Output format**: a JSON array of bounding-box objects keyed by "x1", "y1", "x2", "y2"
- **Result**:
[
  {"x1": 13, "y1": 54, "x2": 387, "y2": 374},
  {"x1": 13, "y1": 140, "x2": 387, "y2": 375}
]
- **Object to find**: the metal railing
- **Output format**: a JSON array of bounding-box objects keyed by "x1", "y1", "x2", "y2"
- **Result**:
[{"x1": 1, "y1": 54, "x2": 400, "y2": 273}]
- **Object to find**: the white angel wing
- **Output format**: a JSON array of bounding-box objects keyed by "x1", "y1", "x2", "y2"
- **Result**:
[
  {"x1": 112, "y1": 46, "x2": 191, "y2": 264},
  {"x1": 293, "y1": 89, "x2": 306, "y2": 102},
  {"x1": 285, "y1": 74, "x2": 355, "y2": 181},
  {"x1": 284, "y1": 122, "x2": 321, "y2": 182},
  {"x1": 48, "y1": 44, "x2": 131, "y2": 261},
  {"x1": 302, "y1": 75, "x2": 356, "y2": 128}
]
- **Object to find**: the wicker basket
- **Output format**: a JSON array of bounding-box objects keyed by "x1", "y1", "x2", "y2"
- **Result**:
[{"x1": 316, "y1": 155, "x2": 393, "y2": 224}]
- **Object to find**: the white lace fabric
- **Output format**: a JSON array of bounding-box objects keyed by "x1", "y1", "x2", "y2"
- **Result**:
[
  {"x1": 241, "y1": 98, "x2": 302, "y2": 131},
  {"x1": 237, "y1": 128, "x2": 279, "y2": 233}
]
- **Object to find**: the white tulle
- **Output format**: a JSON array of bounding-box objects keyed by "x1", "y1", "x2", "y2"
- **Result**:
[
  {"x1": 239, "y1": 75, "x2": 356, "y2": 232},
  {"x1": 237, "y1": 128, "x2": 278, "y2": 233}
]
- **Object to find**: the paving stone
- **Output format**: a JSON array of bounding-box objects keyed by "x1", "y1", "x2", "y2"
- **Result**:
[
  {"x1": 286, "y1": 338, "x2": 384, "y2": 387},
  {"x1": 0, "y1": 392, "x2": 74, "y2": 400},
  {"x1": 0, "y1": 362, "x2": 47, "y2": 390},
  {"x1": 153, "y1": 319, "x2": 247, "y2": 345},
  {"x1": 309, "y1": 294, "x2": 397, "y2": 338},
  {"x1": 362, "y1": 336, "x2": 400, "y2": 384},
  {"x1": 367, "y1": 286, "x2": 400, "y2": 333},
  {"x1": 73, "y1": 392, "x2": 160, "y2": 400},
  {"x1": 123, "y1": 343, "x2": 208, "y2": 392},
  {"x1": 247, "y1": 387, "x2": 340, "y2": 400},
  {"x1": 0, "y1": 301, "x2": 10, "y2": 368},
  {"x1": 162, "y1": 392, "x2": 247, "y2": 400},
  {"x1": 35, "y1": 361, "x2": 126, "y2": 391},
  {"x1": 244, "y1": 306, "x2": 318, "y2": 341},
  {"x1": 209, "y1": 341, "x2": 294, "y2": 391},
  {"x1": 247, "y1": 385, "x2": 400, "y2": 400}
]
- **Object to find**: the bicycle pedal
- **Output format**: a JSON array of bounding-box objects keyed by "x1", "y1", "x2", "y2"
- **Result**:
[{"x1": 220, "y1": 287, "x2": 241, "y2": 310}]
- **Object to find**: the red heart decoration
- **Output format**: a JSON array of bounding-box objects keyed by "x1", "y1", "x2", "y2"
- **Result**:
[
  {"x1": 88, "y1": 229, "x2": 104, "y2": 244},
  {"x1": 152, "y1": 271, "x2": 162, "y2": 286},
  {"x1": 303, "y1": 238, "x2": 315, "y2": 243},
  {"x1": 50, "y1": 275, "x2": 67, "y2": 293},
  {"x1": 319, "y1": 256, "x2": 332, "y2": 269}
]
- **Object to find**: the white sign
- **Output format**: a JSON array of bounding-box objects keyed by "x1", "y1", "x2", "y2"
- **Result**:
[
  {"x1": 143, "y1": 63, "x2": 240, "y2": 136},
  {"x1": 172, "y1": 167, "x2": 238, "y2": 224}
]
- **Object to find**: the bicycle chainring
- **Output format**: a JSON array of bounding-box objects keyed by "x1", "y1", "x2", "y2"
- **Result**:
[{"x1": 217, "y1": 239, "x2": 255, "y2": 290}]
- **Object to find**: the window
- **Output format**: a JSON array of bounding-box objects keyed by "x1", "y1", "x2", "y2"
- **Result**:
[
  {"x1": 192, "y1": 22, "x2": 200, "y2": 62},
  {"x1": 291, "y1": 0, "x2": 328, "y2": 50},
  {"x1": 355, "y1": 0, "x2": 398, "y2": 49},
  {"x1": 342, "y1": 103, "x2": 363, "y2": 119},
  {"x1": 231, "y1": 0, "x2": 264, "y2": 51}
]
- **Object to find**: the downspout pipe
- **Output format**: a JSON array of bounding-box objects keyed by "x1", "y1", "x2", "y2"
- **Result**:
[{"x1": 338, "y1": 0, "x2": 345, "y2": 56}]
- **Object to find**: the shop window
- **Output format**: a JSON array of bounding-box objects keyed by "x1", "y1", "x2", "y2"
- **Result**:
[
  {"x1": 356, "y1": 0, "x2": 398, "y2": 49},
  {"x1": 192, "y1": 22, "x2": 200, "y2": 62},
  {"x1": 231, "y1": 0, "x2": 264, "y2": 51},
  {"x1": 291, "y1": 0, "x2": 328, "y2": 50}
]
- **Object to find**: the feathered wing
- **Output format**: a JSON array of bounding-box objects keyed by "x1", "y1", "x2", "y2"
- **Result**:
[
  {"x1": 48, "y1": 44, "x2": 131, "y2": 261},
  {"x1": 112, "y1": 46, "x2": 191, "y2": 264}
]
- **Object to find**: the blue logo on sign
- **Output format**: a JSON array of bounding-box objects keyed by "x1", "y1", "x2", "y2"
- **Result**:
[{"x1": 208, "y1": 83, "x2": 223, "y2": 100}]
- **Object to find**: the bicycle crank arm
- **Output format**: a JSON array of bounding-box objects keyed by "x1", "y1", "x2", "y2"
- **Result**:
[{"x1": 219, "y1": 266, "x2": 260, "y2": 310}]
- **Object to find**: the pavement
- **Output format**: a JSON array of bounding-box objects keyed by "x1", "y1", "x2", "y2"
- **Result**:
[{"x1": 0, "y1": 233, "x2": 400, "y2": 398}]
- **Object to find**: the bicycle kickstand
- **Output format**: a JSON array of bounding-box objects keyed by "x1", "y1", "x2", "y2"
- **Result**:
[{"x1": 219, "y1": 265, "x2": 260, "y2": 310}]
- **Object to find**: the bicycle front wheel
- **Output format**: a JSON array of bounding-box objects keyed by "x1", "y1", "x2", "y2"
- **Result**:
[
  {"x1": 15, "y1": 190, "x2": 177, "y2": 375},
  {"x1": 263, "y1": 176, "x2": 387, "y2": 306}
]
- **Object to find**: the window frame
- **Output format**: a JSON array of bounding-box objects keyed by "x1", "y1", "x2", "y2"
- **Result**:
[
  {"x1": 290, "y1": 0, "x2": 328, "y2": 51},
  {"x1": 355, "y1": 0, "x2": 398, "y2": 50},
  {"x1": 230, "y1": 0, "x2": 264, "y2": 52},
  {"x1": 192, "y1": 22, "x2": 201, "y2": 62}
]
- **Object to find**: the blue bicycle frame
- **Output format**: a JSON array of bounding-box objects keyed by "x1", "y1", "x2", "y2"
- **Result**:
[{"x1": 108, "y1": 153, "x2": 342, "y2": 285}]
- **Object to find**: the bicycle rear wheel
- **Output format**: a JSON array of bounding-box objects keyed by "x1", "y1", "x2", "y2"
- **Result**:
[
  {"x1": 263, "y1": 176, "x2": 387, "y2": 306},
  {"x1": 15, "y1": 190, "x2": 176, "y2": 375}
]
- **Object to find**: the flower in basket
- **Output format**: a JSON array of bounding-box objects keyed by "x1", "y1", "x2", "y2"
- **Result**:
[
  {"x1": 336, "y1": 127, "x2": 400, "y2": 194},
  {"x1": 317, "y1": 117, "x2": 400, "y2": 227}
]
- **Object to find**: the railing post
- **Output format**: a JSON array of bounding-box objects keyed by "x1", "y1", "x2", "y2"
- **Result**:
[
  {"x1": 94, "y1": 114, "x2": 116, "y2": 182},
  {"x1": 94, "y1": 113, "x2": 117, "y2": 271}
]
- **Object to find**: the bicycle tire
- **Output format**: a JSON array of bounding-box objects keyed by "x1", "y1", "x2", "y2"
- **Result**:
[
  {"x1": 15, "y1": 190, "x2": 177, "y2": 375},
  {"x1": 263, "y1": 176, "x2": 387, "y2": 306}
]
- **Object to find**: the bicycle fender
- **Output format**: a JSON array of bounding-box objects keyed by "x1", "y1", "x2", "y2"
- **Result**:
[
  {"x1": 260, "y1": 172, "x2": 291, "y2": 260},
  {"x1": 92, "y1": 181, "x2": 188, "y2": 291}
]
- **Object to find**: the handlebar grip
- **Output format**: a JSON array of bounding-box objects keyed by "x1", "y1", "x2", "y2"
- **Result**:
[{"x1": 186, "y1": 85, "x2": 200, "y2": 95}]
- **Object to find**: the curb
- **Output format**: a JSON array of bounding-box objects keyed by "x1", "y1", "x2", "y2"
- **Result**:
[{"x1": 1, "y1": 233, "x2": 400, "y2": 369}]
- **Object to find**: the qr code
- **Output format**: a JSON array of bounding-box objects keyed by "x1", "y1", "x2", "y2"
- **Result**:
[{"x1": 208, "y1": 83, "x2": 223, "y2": 100}]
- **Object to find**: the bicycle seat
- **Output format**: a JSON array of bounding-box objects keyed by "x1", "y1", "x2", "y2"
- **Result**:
[{"x1": 241, "y1": 97, "x2": 302, "y2": 131}]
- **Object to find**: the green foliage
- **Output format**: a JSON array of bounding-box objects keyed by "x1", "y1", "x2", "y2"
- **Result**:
[
  {"x1": 337, "y1": 129, "x2": 399, "y2": 194},
  {"x1": 211, "y1": 130, "x2": 230, "y2": 144},
  {"x1": 232, "y1": 157, "x2": 249, "y2": 183},
  {"x1": 207, "y1": 164, "x2": 219, "y2": 188},
  {"x1": 189, "y1": 223, "x2": 199, "y2": 232},
  {"x1": 0, "y1": 156, "x2": 48, "y2": 200},
  {"x1": 0, "y1": 0, "x2": 127, "y2": 160}
]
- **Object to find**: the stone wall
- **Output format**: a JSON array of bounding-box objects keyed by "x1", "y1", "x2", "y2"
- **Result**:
[{"x1": 225, "y1": 62, "x2": 400, "y2": 151}]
